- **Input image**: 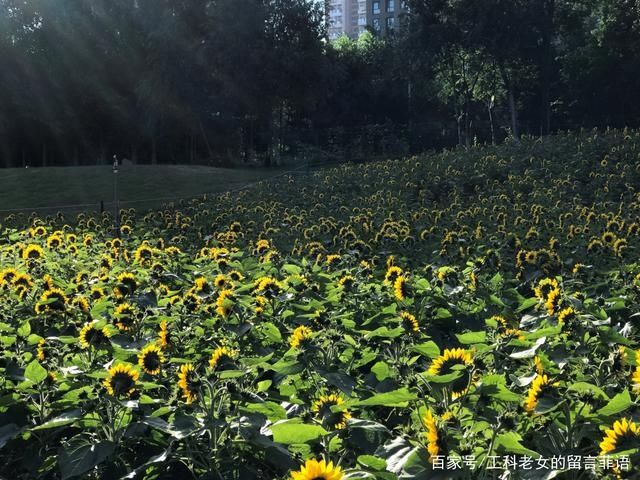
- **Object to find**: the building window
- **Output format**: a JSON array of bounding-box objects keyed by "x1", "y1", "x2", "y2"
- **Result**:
[
  {"x1": 387, "y1": 0, "x2": 395, "y2": 12},
  {"x1": 386, "y1": 16, "x2": 395, "y2": 32},
  {"x1": 372, "y1": 1, "x2": 381, "y2": 15},
  {"x1": 372, "y1": 18, "x2": 381, "y2": 33}
]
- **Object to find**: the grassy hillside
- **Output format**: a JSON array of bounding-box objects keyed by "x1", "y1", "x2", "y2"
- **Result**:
[{"x1": 0, "y1": 164, "x2": 285, "y2": 212}]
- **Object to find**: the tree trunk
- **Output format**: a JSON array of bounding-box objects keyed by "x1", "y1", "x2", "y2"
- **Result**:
[
  {"x1": 539, "y1": 0, "x2": 555, "y2": 137},
  {"x1": 488, "y1": 102, "x2": 496, "y2": 145},
  {"x1": 499, "y1": 64, "x2": 520, "y2": 141}
]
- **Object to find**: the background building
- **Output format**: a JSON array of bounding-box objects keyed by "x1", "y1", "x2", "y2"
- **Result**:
[
  {"x1": 366, "y1": 0, "x2": 408, "y2": 37},
  {"x1": 326, "y1": 0, "x2": 408, "y2": 39},
  {"x1": 327, "y1": 0, "x2": 367, "y2": 40}
]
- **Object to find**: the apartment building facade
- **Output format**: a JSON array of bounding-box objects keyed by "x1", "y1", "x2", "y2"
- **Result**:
[
  {"x1": 326, "y1": 0, "x2": 408, "y2": 39},
  {"x1": 327, "y1": 0, "x2": 367, "y2": 40},
  {"x1": 366, "y1": 0, "x2": 408, "y2": 37}
]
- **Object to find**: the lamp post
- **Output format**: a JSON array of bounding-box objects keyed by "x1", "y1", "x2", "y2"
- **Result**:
[{"x1": 113, "y1": 155, "x2": 120, "y2": 238}]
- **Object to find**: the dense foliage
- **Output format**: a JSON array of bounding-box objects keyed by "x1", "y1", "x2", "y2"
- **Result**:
[
  {"x1": 1, "y1": 129, "x2": 640, "y2": 478},
  {"x1": 1, "y1": 0, "x2": 640, "y2": 166}
]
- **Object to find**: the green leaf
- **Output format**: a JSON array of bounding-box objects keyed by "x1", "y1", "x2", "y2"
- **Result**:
[
  {"x1": 495, "y1": 432, "x2": 540, "y2": 458},
  {"x1": 17, "y1": 320, "x2": 31, "y2": 337},
  {"x1": 58, "y1": 438, "x2": 115, "y2": 480},
  {"x1": 435, "y1": 308, "x2": 452, "y2": 319},
  {"x1": 270, "y1": 420, "x2": 327, "y2": 444},
  {"x1": 364, "y1": 326, "x2": 404, "y2": 339},
  {"x1": 371, "y1": 361, "x2": 391, "y2": 381},
  {"x1": 24, "y1": 360, "x2": 48, "y2": 384},
  {"x1": 351, "y1": 388, "x2": 417, "y2": 407},
  {"x1": 509, "y1": 337, "x2": 546, "y2": 359},
  {"x1": 517, "y1": 297, "x2": 538, "y2": 312},
  {"x1": 241, "y1": 402, "x2": 287, "y2": 421},
  {"x1": 598, "y1": 390, "x2": 632, "y2": 417},
  {"x1": 357, "y1": 455, "x2": 387, "y2": 471},
  {"x1": 456, "y1": 331, "x2": 486, "y2": 344},
  {"x1": 567, "y1": 382, "x2": 609, "y2": 400},
  {"x1": 33, "y1": 409, "x2": 82, "y2": 431},
  {"x1": 261, "y1": 322, "x2": 282, "y2": 343},
  {"x1": 412, "y1": 341, "x2": 440, "y2": 358}
]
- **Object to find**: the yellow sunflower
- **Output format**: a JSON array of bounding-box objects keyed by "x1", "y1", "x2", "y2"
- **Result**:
[
  {"x1": 22, "y1": 244, "x2": 45, "y2": 261},
  {"x1": 35, "y1": 287, "x2": 68, "y2": 314},
  {"x1": 631, "y1": 351, "x2": 640, "y2": 394},
  {"x1": 103, "y1": 364, "x2": 139, "y2": 397},
  {"x1": 290, "y1": 325, "x2": 313, "y2": 349},
  {"x1": 400, "y1": 311, "x2": 419, "y2": 333},
  {"x1": 394, "y1": 275, "x2": 409, "y2": 301},
  {"x1": 79, "y1": 322, "x2": 111, "y2": 349},
  {"x1": 600, "y1": 418, "x2": 640, "y2": 455},
  {"x1": 157, "y1": 320, "x2": 169, "y2": 349},
  {"x1": 208, "y1": 346, "x2": 237, "y2": 370},
  {"x1": 37, "y1": 339, "x2": 46, "y2": 361},
  {"x1": 114, "y1": 303, "x2": 136, "y2": 331},
  {"x1": 311, "y1": 394, "x2": 352, "y2": 430},
  {"x1": 134, "y1": 244, "x2": 154, "y2": 265},
  {"x1": 177, "y1": 363, "x2": 198, "y2": 404},
  {"x1": 216, "y1": 289, "x2": 235, "y2": 318},
  {"x1": 422, "y1": 409, "x2": 441, "y2": 462},
  {"x1": 524, "y1": 374, "x2": 559, "y2": 413},
  {"x1": 290, "y1": 459, "x2": 344, "y2": 480},
  {"x1": 427, "y1": 348, "x2": 474, "y2": 399},
  {"x1": 138, "y1": 344, "x2": 165, "y2": 375}
]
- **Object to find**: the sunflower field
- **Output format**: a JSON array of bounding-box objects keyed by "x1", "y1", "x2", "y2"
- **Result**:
[{"x1": 2, "y1": 129, "x2": 640, "y2": 479}]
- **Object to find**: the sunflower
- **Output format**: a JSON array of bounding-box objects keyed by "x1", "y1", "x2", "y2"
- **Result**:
[
  {"x1": 602, "y1": 231, "x2": 617, "y2": 245},
  {"x1": 71, "y1": 296, "x2": 90, "y2": 313},
  {"x1": 35, "y1": 287, "x2": 68, "y2": 314},
  {"x1": 385, "y1": 265, "x2": 403, "y2": 285},
  {"x1": 134, "y1": 244, "x2": 154, "y2": 265},
  {"x1": 22, "y1": 244, "x2": 45, "y2": 261},
  {"x1": 37, "y1": 339, "x2": 46, "y2": 361},
  {"x1": 534, "y1": 278, "x2": 559, "y2": 301},
  {"x1": 157, "y1": 320, "x2": 169, "y2": 349},
  {"x1": 177, "y1": 363, "x2": 199, "y2": 404},
  {"x1": 394, "y1": 275, "x2": 409, "y2": 301},
  {"x1": 254, "y1": 277, "x2": 283, "y2": 299},
  {"x1": 210, "y1": 274, "x2": 228, "y2": 290},
  {"x1": 208, "y1": 346, "x2": 237, "y2": 370},
  {"x1": 0, "y1": 268, "x2": 18, "y2": 286},
  {"x1": 290, "y1": 325, "x2": 313, "y2": 349},
  {"x1": 114, "y1": 303, "x2": 136, "y2": 331},
  {"x1": 255, "y1": 239, "x2": 270, "y2": 255},
  {"x1": 104, "y1": 364, "x2": 139, "y2": 397},
  {"x1": 312, "y1": 394, "x2": 352, "y2": 430},
  {"x1": 90, "y1": 287, "x2": 106, "y2": 300},
  {"x1": 79, "y1": 322, "x2": 111, "y2": 349},
  {"x1": 427, "y1": 348, "x2": 474, "y2": 398},
  {"x1": 422, "y1": 409, "x2": 441, "y2": 462},
  {"x1": 46, "y1": 234, "x2": 63, "y2": 249},
  {"x1": 228, "y1": 270, "x2": 245, "y2": 281},
  {"x1": 290, "y1": 459, "x2": 344, "y2": 480},
  {"x1": 524, "y1": 374, "x2": 559, "y2": 413},
  {"x1": 599, "y1": 418, "x2": 640, "y2": 455},
  {"x1": 194, "y1": 277, "x2": 212, "y2": 294},
  {"x1": 400, "y1": 311, "x2": 419, "y2": 333},
  {"x1": 557, "y1": 306, "x2": 576, "y2": 327},
  {"x1": 138, "y1": 344, "x2": 165, "y2": 375},
  {"x1": 544, "y1": 288, "x2": 561, "y2": 315},
  {"x1": 182, "y1": 292, "x2": 202, "y2": 312},
  {"x1": 337, "y1": 275, "x2": 355, "y2": 291},
  {"x1": 215, "y1": 289, "x2": 235, "y2": 317},
  {"x1": 114, "y1": 272, "x2": 137, "y2": 297}
]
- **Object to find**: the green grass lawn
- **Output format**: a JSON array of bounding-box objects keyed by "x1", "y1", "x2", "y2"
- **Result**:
[{"x1": 0, "y1": 164, "x2": 287, "y2": 213}]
